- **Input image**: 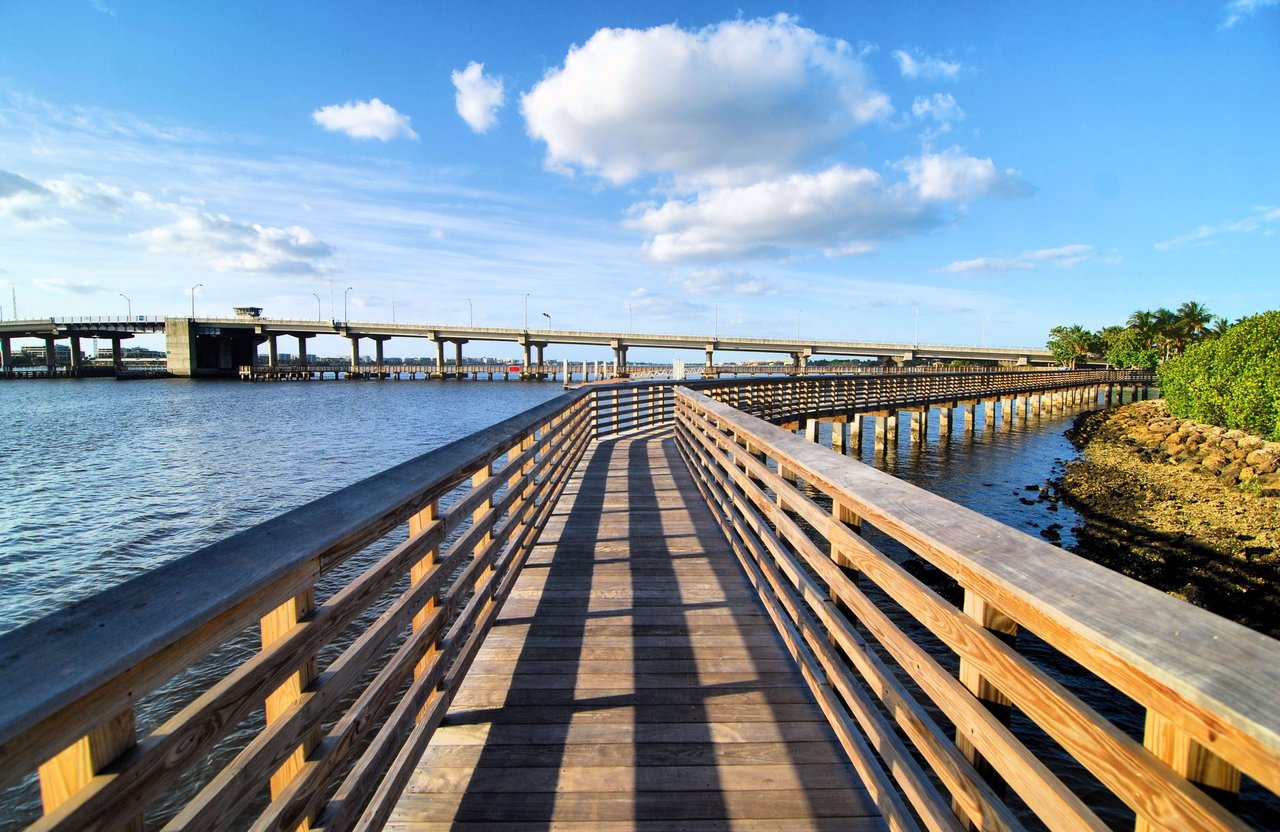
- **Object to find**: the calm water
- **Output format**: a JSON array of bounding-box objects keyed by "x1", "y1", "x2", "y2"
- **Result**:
[{"x1": 1, "y1": 380, "x2": 1270, "y2": 827}]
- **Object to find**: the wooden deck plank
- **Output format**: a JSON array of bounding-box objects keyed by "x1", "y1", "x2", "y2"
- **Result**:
[{"x1": 388, "y1": 426, "x2": 883, "y2": 830}]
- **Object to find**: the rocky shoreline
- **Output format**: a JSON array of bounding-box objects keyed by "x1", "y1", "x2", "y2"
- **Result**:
[{"x1": 1056, "y1": 400, "x2": 1280, "y2": 638}]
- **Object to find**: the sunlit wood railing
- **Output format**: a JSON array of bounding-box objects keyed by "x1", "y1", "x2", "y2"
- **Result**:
[
  {"x1": 675, "y1": 386, "x2": 1279, "y2": 831},
  {"x1": 8, "y1": 367, "x2": 1270, "y2": 832},
  {"x1": 0, "y1": 390, "x2": 595, "y2": 831}
]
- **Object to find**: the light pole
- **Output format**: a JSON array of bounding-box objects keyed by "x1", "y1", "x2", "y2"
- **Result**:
[
  {"x1": 524, "y1": 293, "x2": 530, "y2": 331},
  {"x1": 714, "y1": 302, "x2": 718, "y2": 339},
  {"x1": 312, "y1": 293, "x2": 321, "y2": 321},
  {"x1": 344, "y1": 286, "x2": 353, "y2": 323},
  {"x1": 542, "y1": 311, "x2": 551, "y2": 330},
  {"x1": 190, "y1": 283, "x2": 202, "y2": 318},
  {"x1": 466, "y1": 297, "x2": 473, "y2": 326},
  {"x1": 120, "y1": 293, "x2": 131, "y2": 319},
  {"x1": 391, "y1": 287, "x2": 396, "y2": 323}
]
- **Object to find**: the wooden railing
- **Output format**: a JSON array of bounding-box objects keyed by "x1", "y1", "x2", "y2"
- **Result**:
[
  {"x1": 6, "y1": 368, "x2": 1271, "y2": 832},
  {"x1": 674, "y1": 386, "x2": 1278, "y2": 831},
  {"x1": 0, "y1": 390, "x2": 595, "y2": 831},
  {"x1": 695, "y1": 369, "x2": 1154, "y2": 426}
]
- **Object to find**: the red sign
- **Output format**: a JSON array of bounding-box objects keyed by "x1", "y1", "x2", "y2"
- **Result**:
[{"x1": 508, "y1": 365, "x2": 522, "y2": 373}]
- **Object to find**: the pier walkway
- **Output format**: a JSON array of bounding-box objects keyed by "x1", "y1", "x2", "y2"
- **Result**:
[{"x1": 388, "y1": 426, "x2": 882, "y2": 830}]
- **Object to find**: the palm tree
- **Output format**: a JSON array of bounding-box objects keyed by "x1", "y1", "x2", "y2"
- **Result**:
[
  {"x1": 1207, "y1": 316, "x2": 1231, "y2": 338},
  {"x1": 1176, "y1": 301, "x2": 1213, "y2": 345},
  {"x1": 1153, "y1": 307, "x2": 1179, "y2": 359},
  {"x1": 1047, "y1": 324, "x2": 1099, "y2": 369},
  {"x1": 1127, "y1": 309, "x2": 1157, "y2": 349}
]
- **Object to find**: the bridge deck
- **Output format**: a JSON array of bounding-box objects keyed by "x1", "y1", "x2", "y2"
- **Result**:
[{"x1": 388, "y1": 425, "x2": 883, "y2": 831}]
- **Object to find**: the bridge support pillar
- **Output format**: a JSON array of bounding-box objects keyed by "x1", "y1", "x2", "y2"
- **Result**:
[
  {"x1": 805, "y1": 419, "x2": 820, "y2": 443},
  {"x1": 44, "y1": 337, "x2": 57, "y2": 376},
  {"x1": 348, "y1": 336, "x2": 361, "y2": 375},
  {"x1": 831, "y1": 420, "x2": 846, "y2": 454},
  {"x1": 373, "y1": 337, "x2": 385, "y2": 366},
  {"x1": 0, "y1": 336, "x2": 11, "y2": 378},
  {"x1": 69, "y1": 335, "x2": 81, "y2": 377},
  {"x1": 535, "y1": 344, "x2": 545, "y2": 379},
  {"x1": 910, "y1": 409, "x2": 928, "y2": 445},
  {"x1": 110, "y1": 337, "x2": 125, "y2": 373},
  {"x1": 267, "y1": 335, "x2": 278, "y2": 369},
  {"x1": 613, "y1": 345, "x2": 628, "y2": 378},
  {"x1": 850, "y1": 414, "x2": 863, "y2": 454},
  {"x1": 454, "y1": 341, "x2": 464, "y2": 377},
  {"x1": 1003, "y1": 398, "x2": 1015, "y2": 432},
  {"x1": 964, "y1": 403, "x2": 977, "y2": 435},
  {"x1": 938, "y1": 406, "x2": 952, "y2": 439}
]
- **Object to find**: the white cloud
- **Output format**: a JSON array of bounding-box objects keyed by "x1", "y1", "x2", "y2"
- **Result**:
[
  {"x1": 900, "y1": 147, "x2": 1029, "y2": 201},
  {"x1": 681, "y1": 268, "x2": 776, "y2": 296},
  {"x1": 912, "y1": 93, "x2": 964, "y2": 132},
  {"x1": 311, "y1": 98, "x2": 418, "y2": 142},
  {"x1": 1155, "y1": 206, "x2": 1280, "y2": 250},
  {"x1": 452, "y1": 62, "x2": 505, "y2": 134},
  {"x1": 892, "y1": 49, "x2": 963, "y2": 80},
  {"x1": 0, "y1": 169, "x2": 123, "y2": 228},
  {"x1": 1221, "y1": 0, "x2": 1279, "y2": 29},
  {"x1": 521, "y1": 14, "x2": 891, "y2": 187},
  {"x1": 941, "y1": 243, "x2": 1098, "y2": 274},
  {"x1": 34, "y1": 276, "x2": 104, "y2": 295},
  {"x1": 134, "y1": 211, "x2": 336, "y2": 274},
  {"x1": 628, "y1": 165, "x2": 939, "y2": 262},
  {"x1": 89, "y1": 0, "x2": 116, "y2": 15}
]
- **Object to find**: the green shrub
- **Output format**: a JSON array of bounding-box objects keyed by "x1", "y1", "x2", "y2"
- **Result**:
[{"x1": 1158, "y1": 311, "x2": 1280, "y2": 440}]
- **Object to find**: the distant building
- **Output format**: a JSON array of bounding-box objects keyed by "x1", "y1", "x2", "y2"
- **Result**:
[{"x1": 20, "y1": 345, "x2": 72, "y2": 363}]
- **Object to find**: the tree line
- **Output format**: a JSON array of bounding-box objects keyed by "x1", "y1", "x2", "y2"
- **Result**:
[{"x1": 1046, "y1": 301, "x2": 1227, "y2": 369}]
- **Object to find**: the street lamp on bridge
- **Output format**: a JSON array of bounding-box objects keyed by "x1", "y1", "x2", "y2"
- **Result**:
[
  {"x1": 190, "y1": 283, "x2": 202, "y2": 318},
  {"x1": 312, "y1": 293, "x2": 321, "y2": 321},
  {"x1": 120, "y1": 293, "x2": 131, "y2": 319},
  {"x1": 466, "y1": 297, "x2": 473, "y2": 326},
  {"x1": 344, "y1": 286, "x2": 354, "y2": 323},
  {"x1": 524, "y1": 293, "x2": 530, "y2": 331},
  {"x1": 542, "y1": 311, "x2": 551, "y2": 330}
]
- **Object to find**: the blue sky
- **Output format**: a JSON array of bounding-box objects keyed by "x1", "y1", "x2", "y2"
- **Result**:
[{"x1": 0, "y1": 1, "x2": 1277, "y2": 360}]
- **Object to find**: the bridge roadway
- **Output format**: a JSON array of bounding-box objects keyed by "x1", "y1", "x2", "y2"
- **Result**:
[{"x1": 0, "y1": 315, "x2": 1053, "y2": 377}]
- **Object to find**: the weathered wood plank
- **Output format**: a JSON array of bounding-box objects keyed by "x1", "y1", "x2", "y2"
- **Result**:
[{"x1": 387, "y1": 429, "x2": 878, "y2": 829}]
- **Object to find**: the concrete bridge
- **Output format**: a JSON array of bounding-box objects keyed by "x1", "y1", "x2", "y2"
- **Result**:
[
  {"x1": 0, "y1": 314, "x2": 1055, "y2": 378},
  {"x1": 6, "y1": 370, "x2": 1279, "y2": 832}
]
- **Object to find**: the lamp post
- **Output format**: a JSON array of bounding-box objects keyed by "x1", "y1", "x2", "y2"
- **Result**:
[
  {"x1": 190, "y1": 283, "x2": 202, "y2": 318},
  {"x1": 466, "y1": 297, "x2": 473, "y2": 326},
  {"x1": 120, "y1": 293, "x2": 131, "y2": 319},
  {"x1": 524, "y1": 293, "x2": 530, "y2": 331},
  {"x1": 542, "y1": 311, "x2": 551, "y2": 330},
  {"x1": 312, "y1": 293, "x2": 321, "y2": 321},
  {"x1": 391, "y1": 287, "x2": 396, "y2": 323},
  {"x1": 344, "y1": 286, "x2": 353, "y2": 323},
  {"x1": 714, "y1": 302, "x2": 718, "y2": 339}
]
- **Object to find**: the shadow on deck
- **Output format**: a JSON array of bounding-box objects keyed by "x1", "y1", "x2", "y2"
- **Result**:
[{"x1": 387, "y1": 425, "x2": 883, "y2": 831}]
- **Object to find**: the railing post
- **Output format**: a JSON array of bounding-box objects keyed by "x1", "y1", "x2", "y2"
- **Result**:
[
  {"x1": 409, "y1": 500, "x2": 441, "y2": 683},
  {"x1": 38, "y1": 710, "x2": 143, "y2": 831},
  {"x1": 261, "y1": 589, "x2": 319, "y2": 826},
  {"x1": 1136, "y1": 712, "x2": 1240, "y2": 831},
  {"x1": 955, "y1": 589, "x2": 1017, "y2": 822}
]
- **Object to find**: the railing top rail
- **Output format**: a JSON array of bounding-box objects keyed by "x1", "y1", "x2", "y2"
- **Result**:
[
  {"x1": 675, "y1": 386, "x2": 1280, "y2": 773},
  {"x1": 0, "y1": 387, "x2": 591, "y2": 771}
]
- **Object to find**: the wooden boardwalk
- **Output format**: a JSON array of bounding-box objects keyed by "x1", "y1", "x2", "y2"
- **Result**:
[{"x1": 388, "y1": 426, "x2": 883, "y2": 831}]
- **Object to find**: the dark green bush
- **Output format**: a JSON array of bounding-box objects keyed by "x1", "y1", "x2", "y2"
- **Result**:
[{"x1": 1158, "y1": 311, "x2": 1280, "y2": 440}]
